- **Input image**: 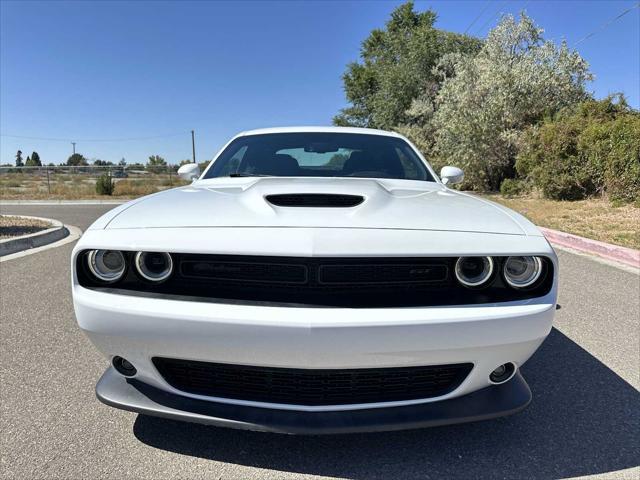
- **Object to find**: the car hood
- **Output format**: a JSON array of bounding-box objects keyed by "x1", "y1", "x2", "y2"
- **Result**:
[{"x1": 101, "y1": 177, "x2": 531, "y2": 235}]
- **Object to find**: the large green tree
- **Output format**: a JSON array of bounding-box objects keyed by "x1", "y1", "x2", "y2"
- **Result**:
[
  {"x1": 430, "y1": 13, "x2": 592, "y2": 190},
  {"x1": 15, "y1": 150, "x2": 23, "y2": 167},
  {"x1": 333, "y1": 1, "x2": 481, "y2": 129}
]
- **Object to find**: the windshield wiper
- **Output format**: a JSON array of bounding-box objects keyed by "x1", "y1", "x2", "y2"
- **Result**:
[{"x1": 227, "y1": 173, "x2": 273, "y2": 178}]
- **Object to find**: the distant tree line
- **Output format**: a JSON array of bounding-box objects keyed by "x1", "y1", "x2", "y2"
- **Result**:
[
  {"x1": 335, "y1": 1, "x2": 639, "y2": 203},
  {"x1": 7, "y1": 151, "x2": 191, "y2": 173}
]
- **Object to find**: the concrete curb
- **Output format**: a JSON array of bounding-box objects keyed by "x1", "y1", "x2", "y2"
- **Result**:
[
  {"x1": 0, "y1": 224, "x2": 82, "y2": 262},
  {"x1": 540, "y1": 227, "x2": 640, "y2": 269},
  {"x1": 0, "y1": 216, "x2": 69, "y2": 257}
]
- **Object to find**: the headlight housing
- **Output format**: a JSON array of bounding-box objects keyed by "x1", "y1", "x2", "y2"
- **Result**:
[
  {"x1": 454, "y1": 256, "x2": 494, "y2": 287},
  {"x1": 503, "y1": 256, "x2": 543, "y2": 288},
  {"x1": 134, "y1": 251, "x2": 173, "y2": 282},
  {"x1": 86, "y1": 250, "x2": 126, "y2": 283}
]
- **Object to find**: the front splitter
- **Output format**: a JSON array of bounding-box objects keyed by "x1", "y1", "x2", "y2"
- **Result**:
[{"x1": 96, "y1": 367, "x2": 531, "y2": 435}]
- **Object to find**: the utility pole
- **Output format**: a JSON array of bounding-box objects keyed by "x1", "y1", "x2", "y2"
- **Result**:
[
  {"x1": 71, "y1": 142, "x2": 76, "y2": 155},
  {"x1": 191, "y1": 130, "x2": 196, "y2": 163}
]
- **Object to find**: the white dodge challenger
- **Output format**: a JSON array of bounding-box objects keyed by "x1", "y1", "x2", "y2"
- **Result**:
[{"x1": 72, "y1": 126, "x2": 557, "y2": 434}]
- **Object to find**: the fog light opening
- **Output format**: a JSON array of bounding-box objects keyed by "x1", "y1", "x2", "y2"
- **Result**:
[
  {"x1": 113, "y1": 356, "x2": 137, "y2": 377},
  {"x1": 489, "y1": 362, "x2": 516, "y2": 385}
]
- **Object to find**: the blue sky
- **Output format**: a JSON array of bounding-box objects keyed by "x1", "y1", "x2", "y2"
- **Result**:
[{"x1": 1, "y1": 0, "x2": 638, "y2": 165}]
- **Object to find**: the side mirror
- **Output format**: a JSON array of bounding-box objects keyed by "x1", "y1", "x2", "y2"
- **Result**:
[
  {"x1": 440, "y1": 166, "x2": 464, "y2": 186},
  {"x1": 177, "y1": 163, "x2": 200, "y2": 182}
]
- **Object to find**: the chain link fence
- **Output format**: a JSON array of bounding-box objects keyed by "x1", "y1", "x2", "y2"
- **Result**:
[{"x1": 0, "y1": 165, "x2": 190, "y2": 199}]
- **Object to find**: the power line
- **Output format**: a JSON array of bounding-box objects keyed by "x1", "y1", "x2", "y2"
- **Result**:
[
  {"x1": 473, "y1": 0, "x2": 509, "y2": 36},
  {"x1": 0, "y1": 131, "x2": 190, "y2": 142},
  {"x1": 574, "y1": 2, "x2": 639, "y2": 46},
  {"x1": 464, "y1": 0, "x2": 492, "y2": 34},
  {"x1": 472, "y1": 0, "x2": 532, "y2": 37}
]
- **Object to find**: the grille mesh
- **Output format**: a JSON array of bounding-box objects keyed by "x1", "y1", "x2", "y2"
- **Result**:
[{"x1": 153, "y1": 358, "x2": 473, "y2": 406}]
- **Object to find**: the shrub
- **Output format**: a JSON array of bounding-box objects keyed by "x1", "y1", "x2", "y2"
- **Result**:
[
  {"x1": 95, "y1": 174, "x2": 115, "y2": 195},
  {"x1": 499, "y1": 178, "x2": 529, "y2": 197},
  {"x1": 601, "y1": 116, "x2": 640, "y2": 203},
  {"x1": 540, "y1": 173, "x2": 592, "y2": 201},
  {"x1": 516, "y1": 96, "x2": 640, "y2": 202}
]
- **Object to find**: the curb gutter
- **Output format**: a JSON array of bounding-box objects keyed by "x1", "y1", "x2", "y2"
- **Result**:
[{"x1": 0, "y1": 216, "x2": 69, "y2": 257}]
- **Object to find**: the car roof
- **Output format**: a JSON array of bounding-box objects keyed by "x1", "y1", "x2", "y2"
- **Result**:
[{"x1": 236, "y1": 126, "x2": 404, "y2": 138}]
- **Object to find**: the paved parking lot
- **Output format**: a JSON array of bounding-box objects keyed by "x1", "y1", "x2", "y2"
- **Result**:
[{"x1": 1, "y1": 204, "x2": 638, "y2": 480}]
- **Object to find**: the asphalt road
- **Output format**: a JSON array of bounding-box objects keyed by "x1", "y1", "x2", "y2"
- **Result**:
[{"x1": 1, "y1": 204, "x2": 638, "y2": 480}]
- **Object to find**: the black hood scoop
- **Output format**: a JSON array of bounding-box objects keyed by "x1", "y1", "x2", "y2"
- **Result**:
[{"x1": 266, "y1": 194, "x2": 364, "y2": 208}]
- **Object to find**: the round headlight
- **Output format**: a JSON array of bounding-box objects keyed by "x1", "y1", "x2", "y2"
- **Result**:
[
  {"x1": 503, "y1": 256, "x2": 543, "y2": 288},
  {"x1": 87, "y1": 250, "x2": 126, "y2": 283},
  {"x1": 455, "y1": 256, "x2": 494, "y2": 287},
  {"x1": 134, "y1": 252, "x2": 173, "y2": 282}
]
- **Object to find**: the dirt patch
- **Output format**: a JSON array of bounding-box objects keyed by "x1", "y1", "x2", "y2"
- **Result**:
[{"x1": 0, "y1": 216, "x2": 52, "y2": 239}]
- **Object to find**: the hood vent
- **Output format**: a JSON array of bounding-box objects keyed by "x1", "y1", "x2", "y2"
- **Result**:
[{"x1": 266, "y1": 194, "x2": 364, "y2": 208}]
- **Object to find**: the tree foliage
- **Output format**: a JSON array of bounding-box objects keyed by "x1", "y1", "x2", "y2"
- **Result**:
[
  {"x1": 333, "y1": 1, "x2": 481, "y2": 129},
  {"x1": 66, "y1": 153, "x2": 88, "y2": 166},
  {"x1": 147, "y1": 155, "x2": 167, "y2": 173},
  {"x1": 15, "y1": 150, "x2": 23, "y2": 167},
  {"x1": 430, "y1": 13, "x2": 592, "y2": 190},
  {"x1": 147, "y1": 155, "x2": 167, "y2": 166},
  {"x1": 93, "y1": 159, "x2": 114, "y2": 166},
  {"x1": 517, "y1": 96, "x2": 640, "y2": 202},
  {"x1": 25, "y1": 151, "x2": 42, "y2": 166}
]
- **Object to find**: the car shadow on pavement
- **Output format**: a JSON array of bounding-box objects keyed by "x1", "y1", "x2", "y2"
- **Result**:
[{"x1": 133, "y1": 328, "x2": 639, "y2": 479}]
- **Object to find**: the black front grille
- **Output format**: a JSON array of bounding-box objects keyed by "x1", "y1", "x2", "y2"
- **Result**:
[
  {"x1": 266, "y1": 193, "x2": 364, "y2": 207},
  {"x1": 319, "y1": 263, "x2": 448, "y2": 285},
  {"x1": 181, "y1": 259, "x2": 308, "y2": 284},
  {"x1": 152, "y1": 358, "x2": 473, "y2": 406},
  {"x1": 77, "y1": 253, "x2": 555, "y2": 307}
]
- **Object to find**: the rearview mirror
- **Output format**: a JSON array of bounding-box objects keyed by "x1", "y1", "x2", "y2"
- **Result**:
[
  {"x1": 440, "y1": 166, "x2": 464, "y2": 185},
  {"x1": 177, "y1": 163, "x2": 200, "y2": 182},
  {"x1": 304, "y1": 142, "x2": 339, "y2": 153}
]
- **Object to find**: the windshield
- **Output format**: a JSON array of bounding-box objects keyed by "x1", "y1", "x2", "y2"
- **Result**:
[{"x1": 203, "y1": 132, "x2": 435, "y2": 182}]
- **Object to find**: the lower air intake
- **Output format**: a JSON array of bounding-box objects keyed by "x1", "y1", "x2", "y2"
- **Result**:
[{"x1": 152, "y1": 358, "x2": 473, "y2": 406}]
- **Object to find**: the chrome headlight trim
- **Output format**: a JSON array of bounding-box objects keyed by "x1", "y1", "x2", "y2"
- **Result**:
[
  {"x1": 134, "y1": 251, "x2": 173, "y2": 282},
  {"x1": 503, "y1": 256, "x2": 543, "y2": 288},
  {"x1": 454, "y1": 256, "x2": 494, "y2": 287},
  {"x1": 86, "y1": 250, "x2": 126, "y2": 283}
]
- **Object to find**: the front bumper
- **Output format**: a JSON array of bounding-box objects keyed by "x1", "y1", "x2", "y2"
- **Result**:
[
  {"x1": 75, "y1": 285, "x2": 554, "y2": 412},
  {"x1": 97, "y1": 366, "x2": 532, "y2": 434}
]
